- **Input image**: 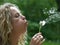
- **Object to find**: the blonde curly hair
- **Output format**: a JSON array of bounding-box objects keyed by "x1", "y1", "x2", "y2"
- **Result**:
[{"x1": 0, "y1": 3, "x2": 27, "y2": 45}]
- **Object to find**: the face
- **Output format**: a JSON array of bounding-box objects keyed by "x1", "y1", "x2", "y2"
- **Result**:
[{"x1": 10, "y1": 7, "x2": 28, "y2": 34}]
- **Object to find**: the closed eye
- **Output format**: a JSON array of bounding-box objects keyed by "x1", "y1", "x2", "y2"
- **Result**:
[{"x1": 15, "y1": 13, "x2": 20, "y2": 18}]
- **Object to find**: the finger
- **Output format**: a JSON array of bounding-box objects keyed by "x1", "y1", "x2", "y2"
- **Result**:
[
  {"x1": 36, "y1": 32, "x2": 42, "y2": 36},
  {"x1": 32, "y1": 33, "x2": 42, "y2": 42},
  {"x1": 36, "y1": 35, "x2": 43, "y2": 43},
  {"x1": 40, "y1": 39, "x2": 45, "y2": 44},
  {"x1": 39, "y1": 39, "x2": 45, "y2": 45},
  {"x1": 34, "y1": 32, "x2": 42, "y2": 37},
  {"x1": 32, "y1": 34, "x2": 37, "y2": 39},
  {"x1": 31, "y1": 33, "x2": 44, "y2": 45},
  {"x1": 32, "y1": 33, "x2": 40, "y2": 39}
]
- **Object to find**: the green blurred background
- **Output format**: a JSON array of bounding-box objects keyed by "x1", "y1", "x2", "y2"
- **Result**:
[{"x1": 0, "y1": 0, "x2": 60, "y2": 45}]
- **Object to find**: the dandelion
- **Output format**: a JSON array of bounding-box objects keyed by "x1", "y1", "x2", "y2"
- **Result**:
[{"x1": 39, "y1": 20, "x2": 46, "y2": 32}]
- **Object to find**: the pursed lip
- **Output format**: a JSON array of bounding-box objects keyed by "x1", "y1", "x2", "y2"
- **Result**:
[{"x1": 24, "y1": 19, "x2": 28, "y2": 24}]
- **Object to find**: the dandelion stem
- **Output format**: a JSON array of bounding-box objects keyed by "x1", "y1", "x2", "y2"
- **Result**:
[{"x1": 39, "y1": 24, "x2": 42, "y2": 32}]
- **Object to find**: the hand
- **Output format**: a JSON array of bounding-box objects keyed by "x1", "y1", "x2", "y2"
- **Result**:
[{"x1": 30, "y1": 32, "x2": 45, "y2": 45}]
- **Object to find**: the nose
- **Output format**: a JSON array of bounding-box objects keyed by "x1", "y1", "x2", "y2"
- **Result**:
[{"x1": 21, "y1": 15, "x2": 26, "y2": 20}]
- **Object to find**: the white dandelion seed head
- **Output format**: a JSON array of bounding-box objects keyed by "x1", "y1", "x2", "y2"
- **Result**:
[{"x1": 39, "y1": 20, "x2": 46, "y2": 26}]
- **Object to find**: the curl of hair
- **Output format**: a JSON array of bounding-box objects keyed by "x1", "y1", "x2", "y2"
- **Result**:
[{"x1": 0, "y1": 3, "x2": 19, "y2": 45}]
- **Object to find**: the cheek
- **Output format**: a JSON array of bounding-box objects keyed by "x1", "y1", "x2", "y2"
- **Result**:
[
  {"x1": 11, "y1": 19, "x2": 27, "y2": 33},
  {"x1": 11, "y1": 19, "x2": 25, "y2": 29},
  {"x1": 12, "y1": 19, "x2": 22, "y2": 25}
]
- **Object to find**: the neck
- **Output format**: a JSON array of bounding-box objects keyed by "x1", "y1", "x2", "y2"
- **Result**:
[
  {"x1": 9, "y1": 31, "x2": 20, "y2": 45},
  {"x1": 9, "y1": 31, "x2": 27, "y2": 45}
]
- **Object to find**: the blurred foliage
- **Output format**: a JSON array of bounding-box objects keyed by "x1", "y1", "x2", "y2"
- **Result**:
[
  {"x1": 0, "y1": 0, "x2": 60, "y2": 41},
  {"x1": 2, "y1": 0, "x2": 57, "y2": 22},
  {"x1": 41, "y1": 21, "x2": 60, "y2": 40},
  {"x1": 27, "y1": 21, "x2": 39, "y2": 37},
  {"x1": 43, "y1": 40, "x2": 60, "y2": 45}
]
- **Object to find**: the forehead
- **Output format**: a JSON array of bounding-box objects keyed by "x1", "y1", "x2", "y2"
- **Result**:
[{"x1": 10, "y1": 7, "x2": 20, "y2": 14}]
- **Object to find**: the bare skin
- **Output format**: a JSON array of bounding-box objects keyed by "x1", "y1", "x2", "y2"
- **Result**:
[
  {"x1": 9, "y1": 7, "x2": 28, "y2": 45},
  {"x1": 30, "y1": 32, "x2": 45, "y2": 45},
  {"x1": 9, "y1": 7, "x2": 45, "y2": 45}
]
